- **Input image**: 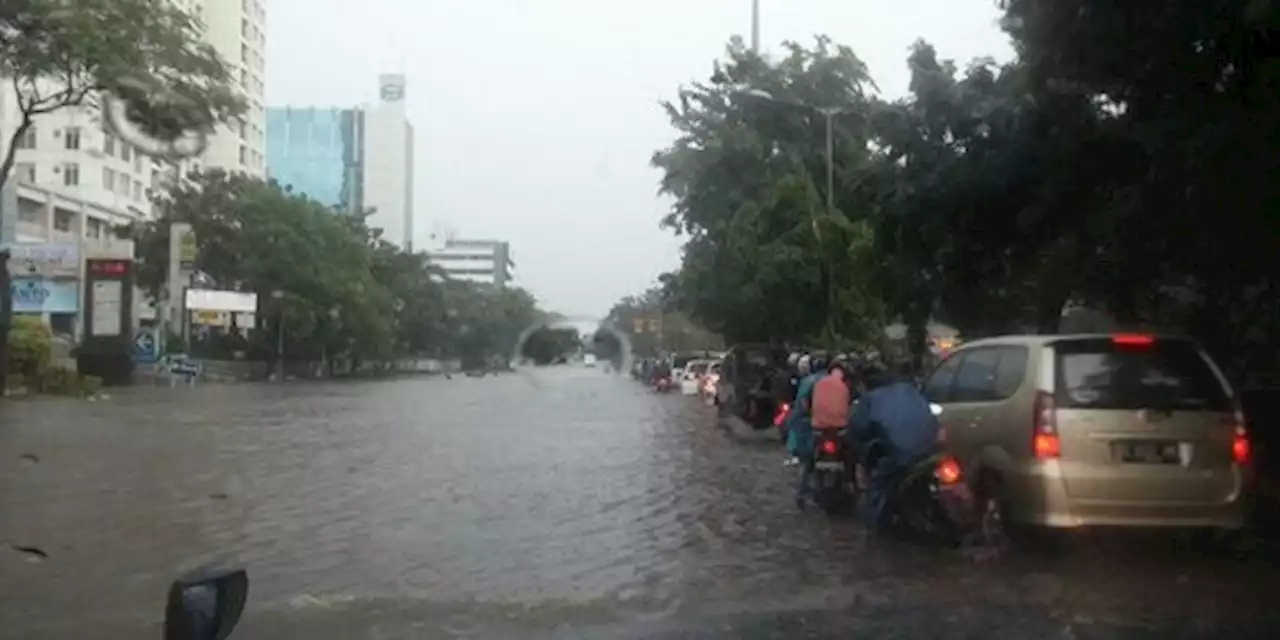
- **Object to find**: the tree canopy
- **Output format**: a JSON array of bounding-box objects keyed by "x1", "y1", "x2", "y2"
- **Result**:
[
  {"x1": 124, "y1": 171, "x2": 550, "y2": 372},
  {"x1": 650, "y1": 1, "x2": 1279, "y2": 379}
]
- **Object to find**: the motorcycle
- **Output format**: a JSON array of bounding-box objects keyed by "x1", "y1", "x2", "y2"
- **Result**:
[
  {"x1": 861, "y1": 438, "x2": 968, "y2": 546},
  {"x1": 812, "y1": 429, "x2": 856, "y2": 514},
  {"x1": 165, "y1": 566, "x2": 248, "y2": 639},
  {"x1": 652, "y1": 376, "x2": 673, "y2": 392}
]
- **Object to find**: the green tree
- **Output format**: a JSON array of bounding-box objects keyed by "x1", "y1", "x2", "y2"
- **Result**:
[
  {"x1": 0, "y1": 0, "x2": 244, "y2": 192},
  {"x1": 652, "y1": 37, "x2": 885, "y2": 345}
]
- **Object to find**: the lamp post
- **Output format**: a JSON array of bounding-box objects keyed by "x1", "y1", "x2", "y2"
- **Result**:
[
  {"x1": 736, "y1": 88, "x2": 856, "y2": 341},
  {"x1": 271, "y1": 290, "x2": 284, "y2": 381}
]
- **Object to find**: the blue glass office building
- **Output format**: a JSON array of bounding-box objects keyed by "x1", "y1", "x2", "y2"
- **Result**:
[{"x1": 265, "y1": 107, "x2": 365, "y2": 214}]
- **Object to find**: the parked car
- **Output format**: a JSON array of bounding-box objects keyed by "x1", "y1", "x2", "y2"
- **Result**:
[{"x1": 922, "y1": 333, "x2": 1251, "y2": 545}]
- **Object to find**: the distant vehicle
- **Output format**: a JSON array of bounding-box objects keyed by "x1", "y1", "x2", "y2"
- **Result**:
[
  {"x1": 715, "y1": 344, "x2": 790, "y2": 430},
  {"x1": 680, "y1": 359, "x2": 713, "y2": 395},
  {"x1": 925, "y1": 332, "x2": 1251, "y2": 546},
  {"x1": 583, "y1": 353, "x2": 597, "y2": 368}
]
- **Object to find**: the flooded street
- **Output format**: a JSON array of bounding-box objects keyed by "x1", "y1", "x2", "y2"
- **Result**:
[{"x1": 2, "y1": 367, "x2": 1279, "y2": 638}]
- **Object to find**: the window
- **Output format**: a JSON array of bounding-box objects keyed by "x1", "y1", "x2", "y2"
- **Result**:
[
  {"x1": 133, "y1": 181, "x2": 143, "y2": 200},
  {"x1": 993, "y1": 346, "x2": 1029, "y2": 399},
  {"x1": 1054, "y1": 338, "x2": 1230, "y2": 412},
  {"x1": 53, "y1": 208, "x2": 74, "y2": 232},
  {"x1": 15, "y1": 163, "x2": 36, "y2": 183},
  {"x1": 239, "y1": 145, "x2": 247, "y2": 164},
  {"x1": 86, "y1": 217, "x2": 103, "y2": 238},
  {"x1": 241, "y1": 43, "x2": 249, "y2": 62},
  {"x1": 121, "y1": 144, "x2": 131, "y2": 162},
  {"x1": 64, "y1": 127, "x2": 81, "y2": 150},
  {"x1": 134, "y1": 153, "x2": 143, "y2": 173},
  {"x1": 102, "y1": 167, "x2": 115, "y2": 188},
  {"x1": 925, "y1": 353, "x2": 963, "y2": 403},
  {"x1": 952, "y1": 348, "x2": 1002, "y2": 403},
  {"x1": 61, "y1": 163, "x2": 79, "y2": 186},
  {"x1": 18, "y1": 200, "x2": 41, "y2": 223},
  {"x1": 103, "y1": 132, "x2": 116, "y2": 155},
  {"x1": 16, "y1": 126, "x2": 37, "y2": 149}
]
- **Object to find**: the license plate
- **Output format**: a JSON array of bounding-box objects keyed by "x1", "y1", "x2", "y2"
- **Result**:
[
  {"x1": 1117, "y1": 440, "x2": 1181, "y2": 464},
  {"x1": 815, "y1": 461, "x2": 844, "y2": 471}
]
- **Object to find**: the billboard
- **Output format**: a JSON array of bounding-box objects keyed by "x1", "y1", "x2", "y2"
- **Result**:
[{"x1": 11, "y1": 278, "x2": 78, "y2": 313}]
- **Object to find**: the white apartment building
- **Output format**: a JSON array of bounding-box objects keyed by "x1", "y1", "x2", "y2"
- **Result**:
[
  {"x1": 362, "y1": 74, "x2": 416, "y2": 250},
  {"x1": 426, "y1": 238, "x2": 514, "y2": 288},
  {"x1": 189, "y1": 0, "x2": 269, "y2": 178},
  {"x1": 0, "y1": 0, "x2": 268, "y2": 337}
]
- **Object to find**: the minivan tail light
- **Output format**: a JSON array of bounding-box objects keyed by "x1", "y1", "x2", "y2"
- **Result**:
[
  {"x1": 1033, "y1": 390, "x2": 1060, "y2": 459},
  {"x1": 1228, "y1": 411, "x2": 1250, "y2": 465},
  {"x1": 1111, "y1": 333, "x2": 1155, "y2": 347}
]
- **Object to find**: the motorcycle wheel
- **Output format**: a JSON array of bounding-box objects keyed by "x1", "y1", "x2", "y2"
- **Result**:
[{"x1": 815, "y1": 470, "x2": 848, "y2": 515}]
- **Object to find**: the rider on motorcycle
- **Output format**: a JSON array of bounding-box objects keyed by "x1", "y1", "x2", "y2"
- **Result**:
[
  {"x1": 846, "y1": 359, "x2": 940, "y2": 530},
  {"x1": 786, "y1": 353, "x2": 830, "y2": 508}
]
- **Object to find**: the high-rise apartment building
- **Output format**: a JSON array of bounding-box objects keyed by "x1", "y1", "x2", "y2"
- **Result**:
[
  {"x1": 192, "y1": 0, "x2": 268, "y2": 178},
  {"x1": 265, "y1": 107, "x2": 365, "y2": 214},
  {"x1": 361, "y1": 74, "x2": 415, "y2": 250}
]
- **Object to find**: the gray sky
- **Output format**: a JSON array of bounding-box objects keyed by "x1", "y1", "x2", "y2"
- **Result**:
[{"x1": 266, "y1": 0, "x2": 1012, "y2": 318}]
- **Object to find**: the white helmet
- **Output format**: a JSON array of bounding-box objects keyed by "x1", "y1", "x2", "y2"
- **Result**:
[
  {"x1": 797, "y1": 354, "x2": 812, "y2": 375},
  {"x1": 786, "y1": 352, "x2": 801, "y2": 367}
]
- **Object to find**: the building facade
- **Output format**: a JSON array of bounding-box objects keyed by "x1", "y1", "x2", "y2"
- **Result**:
[
  {"x1": 427, "y1": 238, "x2": 514, "y2": 287},
  {"x1": 361, "y1": 74, "x2": 415, "y2": 250},
  {"x1": 265, "y1": 107, "x2": 365, "y2": 213},
  {"x1": 0, "y1": 0, "x2": 268, "y2": 339},
  {"x1": 188, "y1": 0, "x2": 269, "y2": 178}
]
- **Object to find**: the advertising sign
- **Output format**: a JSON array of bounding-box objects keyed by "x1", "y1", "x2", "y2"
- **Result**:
[
  {"x1": 176, "y1": 225, "x2": 198, "y2": 270},
  {"x1": 90, "y1": 280, "x2": 123, "y2": 336},
  {"x1": 5, "y1": 243, "x2": 79, "y2": 278},
  {"x1": 11, "y1": 278, "x2": 78, "y2": 313}
]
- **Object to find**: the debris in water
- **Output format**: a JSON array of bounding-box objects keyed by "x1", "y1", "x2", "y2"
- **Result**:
[
  {"x1": 19, "y1": 453, "x2": 39, "y2": 464},
  {"x1": 9, "y1": 545, "x2": 48, "y2": 562}
]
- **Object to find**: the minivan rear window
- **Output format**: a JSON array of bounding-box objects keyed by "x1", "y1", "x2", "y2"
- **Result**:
[
  {"x1": 1053, "y1": 337, "x2": 1230, "y2": 412},
  {"x1": 687, "y1": 362, "x2": 709, "y2": 375}
]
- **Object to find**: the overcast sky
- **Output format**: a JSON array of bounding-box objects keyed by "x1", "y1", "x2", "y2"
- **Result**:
[{"x1": 266, "y1": 0, "x2": 1012, "y2": 318}]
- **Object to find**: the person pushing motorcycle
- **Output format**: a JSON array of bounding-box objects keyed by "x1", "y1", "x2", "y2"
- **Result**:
[{"x1": 846, "y1": 359, "x2": 940, "y2": 530}]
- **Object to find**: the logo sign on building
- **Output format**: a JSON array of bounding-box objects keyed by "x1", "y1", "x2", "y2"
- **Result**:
[
  {"x1": 4, "y1": 243, "x2": 80, "y2": 278},
  {"x1": 176, "y1": 226, "x2": 198, "y2": 270},
  {"x1": 11, "y1": 278, "x2": 78, "y2": 313},
  {"x1": 379, "y1": 74, "x2": 406, "y2": 103}
]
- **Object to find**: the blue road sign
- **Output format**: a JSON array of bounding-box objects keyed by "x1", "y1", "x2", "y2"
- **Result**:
[{"x1": 133, "y1": 327, "x2": 159, "y2": 363}]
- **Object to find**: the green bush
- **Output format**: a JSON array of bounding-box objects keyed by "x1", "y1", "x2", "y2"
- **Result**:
[
  {"x1": 7, "y1": 316, "x2": 52, "y2": 389},
  {"x1": 40, "y1": 366, "x2": 80, "y2": 395}
]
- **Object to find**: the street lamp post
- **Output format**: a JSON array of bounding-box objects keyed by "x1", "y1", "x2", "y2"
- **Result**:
[
  {"x1": 271, "y1": 290, "x2": 284, "y2": 381},
  {"x1": 737, "y1": 89, "x2": 853, "y2": 341}
]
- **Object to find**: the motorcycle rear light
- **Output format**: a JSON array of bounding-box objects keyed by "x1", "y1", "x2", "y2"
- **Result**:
[
  {"x1": 773, "y1": 403, "x2": 790, "y2": 426},
  {"x1": 935, "y1": 455, "x2": 962, "y2": 485},
  {"x1": 820, "y1": 439, "x2": 838, "y2": 455}
]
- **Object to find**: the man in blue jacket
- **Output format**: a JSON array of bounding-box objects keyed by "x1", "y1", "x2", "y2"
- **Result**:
[{"x1": 847, "y1": 360, "x2": 940, "y2": 530}]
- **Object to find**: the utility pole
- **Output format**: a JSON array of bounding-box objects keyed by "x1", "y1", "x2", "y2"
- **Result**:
[{"x1": 751, "y1": 0, "x2": 760, "y2": 53}]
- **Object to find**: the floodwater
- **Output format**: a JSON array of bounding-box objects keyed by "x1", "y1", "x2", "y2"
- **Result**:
[{"x1": 2, "y1": 367, "x2": 1278, "y2": 638}]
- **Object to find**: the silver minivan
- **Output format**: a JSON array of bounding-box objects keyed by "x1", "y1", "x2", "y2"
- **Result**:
[{"x1": 923, "y1": 333, "x2": 1252, "y2": 540}]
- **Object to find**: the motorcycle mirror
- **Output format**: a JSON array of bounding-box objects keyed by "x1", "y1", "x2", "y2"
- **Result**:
[
  {"x1": 163, "y1": 566, "x2": 249, "y2": 640},
  {"x1": 929, "y1": 403, "x2": 944, "y2": 417}
]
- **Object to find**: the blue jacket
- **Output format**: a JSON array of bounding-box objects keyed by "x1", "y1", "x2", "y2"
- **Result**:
[
  {"x1": 848, "y1": 380, "x2": 939, "y2": 465},
  {"x1": 784, "y1": 372, "x2": 824, "y2": 456}
]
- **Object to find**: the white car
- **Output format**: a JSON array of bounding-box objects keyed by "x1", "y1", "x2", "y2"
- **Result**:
[{"x1": 679, "y1": 359, "x2": 713, "y2": 395}]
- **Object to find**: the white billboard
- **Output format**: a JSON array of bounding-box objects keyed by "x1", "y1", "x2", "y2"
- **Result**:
[{"x1": 184, "y1": 289, "x2": 258, "y2": 313}]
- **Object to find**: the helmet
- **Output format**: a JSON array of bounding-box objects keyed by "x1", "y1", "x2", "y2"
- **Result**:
[
  {"x1": 786, "y1": 352, "x2": 801, "y2": 368},
  {"x1": 797, "y1": 354, "x2": 812, "y2": 375},
  {"x1": 809, "y1": 353, "x2": 828, "y2": 373}
]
